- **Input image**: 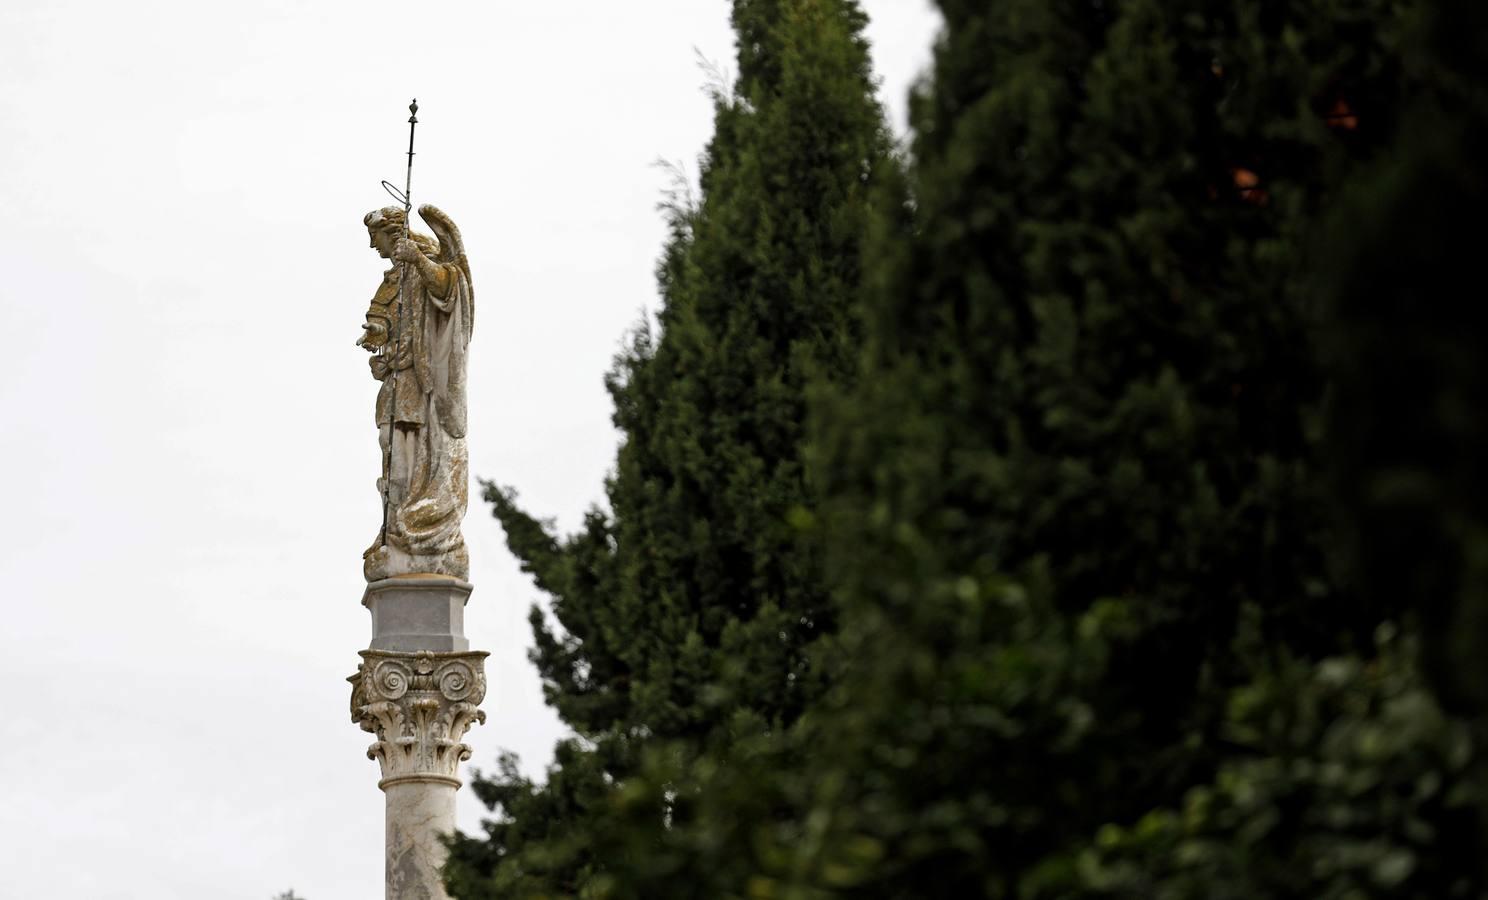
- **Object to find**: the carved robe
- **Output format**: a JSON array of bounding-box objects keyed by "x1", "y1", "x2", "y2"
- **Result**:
[{"x1": 365, "y1": 208, "x2": 475, "y2": 582}]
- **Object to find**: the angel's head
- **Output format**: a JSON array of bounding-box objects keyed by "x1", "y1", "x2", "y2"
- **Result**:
[
  {"x1": 364, "y1": 206, "x2": 439, "y2": 260},
  {"x1": 364, "y1": 207, "x2": 406, "y2": 259}
]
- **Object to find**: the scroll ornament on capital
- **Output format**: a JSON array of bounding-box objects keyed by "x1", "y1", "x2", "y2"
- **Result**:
[{"x1": 349, "y1": 650, "x2": 490, "y2": 787}]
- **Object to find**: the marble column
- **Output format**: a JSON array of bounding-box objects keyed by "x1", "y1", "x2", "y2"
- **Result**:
[{"x1": 350, "y1": 577, "x2": 487, "y2": 900}]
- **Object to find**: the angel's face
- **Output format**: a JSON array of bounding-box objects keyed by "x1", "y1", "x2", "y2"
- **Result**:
[{"x1": 368, "y1": 227, "x2": 398, "y2": 260}]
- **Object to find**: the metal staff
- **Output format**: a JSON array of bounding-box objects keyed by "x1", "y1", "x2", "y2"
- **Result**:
[{"x1": 379, "y1": 98, "x2": 418, "y2": 547}]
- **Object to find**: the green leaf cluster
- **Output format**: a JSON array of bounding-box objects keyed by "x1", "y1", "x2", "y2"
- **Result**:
[{"x1": 1081, "y1": 626, "x2": 1481, "y2": 899}]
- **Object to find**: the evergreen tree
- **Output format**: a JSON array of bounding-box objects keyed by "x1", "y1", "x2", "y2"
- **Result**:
[
  {"x1": 585, "y1": 0, "x2": 1487, "y2": 896},
  {"x1": 443, "y1": 2, "x2": 895, "y2": 896},
  {"x1": 450, "y1": 0, "x2": 1488, "y2": 896}
]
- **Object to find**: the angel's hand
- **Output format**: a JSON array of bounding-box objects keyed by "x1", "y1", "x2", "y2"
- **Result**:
[
  {"x1": 393, "y1": 239, "x2": 422, "y2": 264},
  {"x1": 358, "y1": 321, "x2": 388, "y2": 350}
]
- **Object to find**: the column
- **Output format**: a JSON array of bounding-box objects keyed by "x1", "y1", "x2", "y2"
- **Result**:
[{"x1": 350, "y1": 576, "x2": 487, "y2": 900}]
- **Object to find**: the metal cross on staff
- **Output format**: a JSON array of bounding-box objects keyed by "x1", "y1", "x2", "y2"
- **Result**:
[{"x1": 377, "y1": 98, "x2": 418, "y2": 547}]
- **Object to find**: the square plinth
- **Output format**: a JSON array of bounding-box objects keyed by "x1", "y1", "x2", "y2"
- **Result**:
[{"x1": 362, "y1": 576, "x2": 473, "y2": 652}]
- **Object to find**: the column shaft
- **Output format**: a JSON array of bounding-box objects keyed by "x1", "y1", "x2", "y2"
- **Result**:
[{"x1": 385, "y1": 779, "x2": 458, "y2": 900}]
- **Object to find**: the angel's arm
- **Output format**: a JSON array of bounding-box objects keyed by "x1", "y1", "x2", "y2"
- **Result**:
[
  {"x1": 417, "y1": 255, "x2": 452, "y2": 299},
  {"x1": 394, "y1": 241, "x2": 453, "y2": 299}
]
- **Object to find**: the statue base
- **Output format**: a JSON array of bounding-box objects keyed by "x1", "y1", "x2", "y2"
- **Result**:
[
  {"x1": 364, "y1": 540, "x2": 469, "y2": 583},
  {"x1": 362, "y1": 576, "x2": 472, "y2": 652}
]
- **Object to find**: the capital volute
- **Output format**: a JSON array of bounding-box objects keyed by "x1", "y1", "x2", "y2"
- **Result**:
[{"x1": 348, "y1": 649, "x2": 490, "y2": 788}]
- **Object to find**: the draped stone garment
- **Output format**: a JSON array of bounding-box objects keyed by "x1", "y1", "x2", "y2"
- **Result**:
[{"x1": 366, "y1": 245, "x2": 474, "y2": 582}]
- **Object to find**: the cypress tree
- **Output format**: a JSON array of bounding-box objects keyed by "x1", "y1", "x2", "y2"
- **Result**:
[
  {"x1": 627, "y1": 0, "x2": 1476, "y2": 896},
  {"x1": 443, "y1": 2, "x2": 895, "y2": 895}
]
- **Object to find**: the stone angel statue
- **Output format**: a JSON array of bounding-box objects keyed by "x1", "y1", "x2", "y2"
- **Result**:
[{"x1": 359, "y1": 204, "x2": 474, "y2": 582}]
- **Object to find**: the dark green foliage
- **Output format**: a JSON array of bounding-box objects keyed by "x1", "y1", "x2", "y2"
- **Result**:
[
  {"x1": 552, "y1": 0, "x2": 1488, "y2": 896},
  {"x1": 767, "y1": 0, "x2": 1411, "y2": 889},
  {"x1": 443, "y1": 2, "x2": 895, "y2": 896},
  {"x1": 1082, "y1": 625, "x2": 1482, "y2": 900},
  {"x1": 450, "y1": 0, "x2": 1488, "y2": 897},
  {"x1": 776, "y1": 0, "x2": 1484, "y2": 894},
  {"x1": 1084, "y1": 3, "x2": 1488, "y2": 892},
  {"x1": 1322, "y1": 0, "x2": 1488, "y2": 719}
]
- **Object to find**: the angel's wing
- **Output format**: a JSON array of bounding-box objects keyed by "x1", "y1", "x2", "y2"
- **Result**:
[{"x1": 418, "y1": 204, "x2": 473, "y2": 290}]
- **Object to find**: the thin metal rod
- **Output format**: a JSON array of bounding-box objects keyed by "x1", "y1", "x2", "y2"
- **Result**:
[
  {"x1": 404, "y1": 99, "x2": 418, "y2": 227},
  {"x1": 379, "y1": 98, "x2": 419, "y2": 548}
]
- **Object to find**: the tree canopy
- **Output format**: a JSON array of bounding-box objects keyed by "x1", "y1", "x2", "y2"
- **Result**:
[{"x1": 449, "y1": 1, "x2": 1488, "y2": 896}]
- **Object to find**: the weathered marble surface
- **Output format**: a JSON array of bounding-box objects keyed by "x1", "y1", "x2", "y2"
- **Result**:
[
  {"x1": 385, "y1": 780, "x2": 458, "y2": 900},
  {"x1": 349, "y1": 649, "x2": 488, "y2": 900},
  {"x1": 360, "y1": 205, "x2": 475, "y2": 583}
]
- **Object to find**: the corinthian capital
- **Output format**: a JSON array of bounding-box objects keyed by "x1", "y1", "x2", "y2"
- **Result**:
[{"x1": 349, "y1": 650, "x2": 490, "y2": 788}]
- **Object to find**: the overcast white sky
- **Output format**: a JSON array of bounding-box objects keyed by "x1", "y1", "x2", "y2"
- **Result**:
[{"x1": 0, "y1": 2, "x2": 940, "y2": 897}]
